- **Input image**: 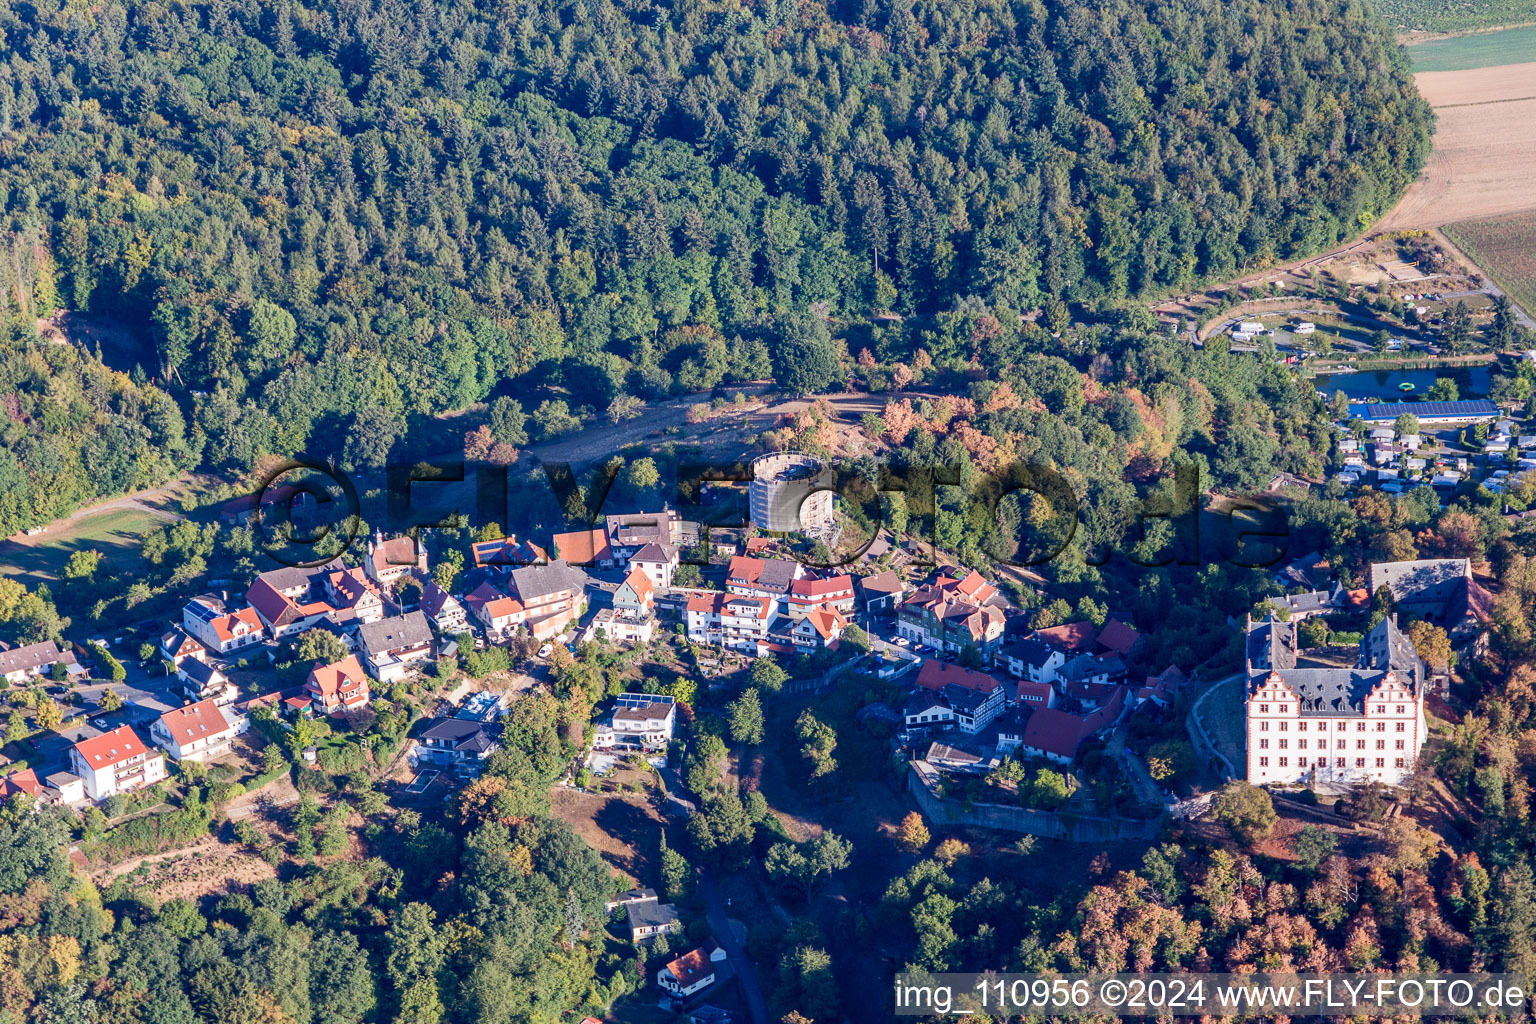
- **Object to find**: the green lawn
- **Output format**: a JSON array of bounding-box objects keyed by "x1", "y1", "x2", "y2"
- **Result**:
[
  {"x1": 1407, "y1": 24, "x2": 1536, "y2": 71},
  {"x1": 1381, "y1": 0, "x2": 1536, "y2": 35},
  {"x1": 0, "y1": 507, "x2": 166, "y2": 584}
]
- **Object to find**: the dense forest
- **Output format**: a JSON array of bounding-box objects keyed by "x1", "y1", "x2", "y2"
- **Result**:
[{"x1": 0, "y1": 0, "x2": 1432, "y2": 530}]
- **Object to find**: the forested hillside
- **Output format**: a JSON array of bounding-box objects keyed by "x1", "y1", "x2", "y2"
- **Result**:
[{"x1": 0, "y1": 0, "x2": 1430, "y2": 503}]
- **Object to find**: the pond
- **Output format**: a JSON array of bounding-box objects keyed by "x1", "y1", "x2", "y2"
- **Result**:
[{"x1": 1311, "y1": 364, "x2": 1493, "y2": 401}]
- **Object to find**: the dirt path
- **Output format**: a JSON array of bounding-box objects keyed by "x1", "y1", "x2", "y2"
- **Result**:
[{"x1": 523, "y1": 389, "x2": 942, "y2": 468}]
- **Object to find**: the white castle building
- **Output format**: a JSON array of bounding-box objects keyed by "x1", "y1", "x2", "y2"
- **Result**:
[{"x1": 1244, "y1": 613, "x2": 1427, "y2": 789}]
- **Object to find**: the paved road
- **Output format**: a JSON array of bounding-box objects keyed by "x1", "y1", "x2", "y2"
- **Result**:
[{"x1": 697, "y1": 867, "x2": 769, "y2": 1024}]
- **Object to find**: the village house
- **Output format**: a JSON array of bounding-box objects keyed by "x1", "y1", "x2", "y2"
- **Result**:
[
  {"x1": 896, "y1": 570, "x2": 1006, "y2": 662},
  {"x1": 607, "y1": 509, "x2": 685, "y2": 566},
  {"x1": 466, "y1": 561, "x2": 590, "y2": 642},
  {"x1": 792, "y1": 606, "x2": 847, "y2": 649},
  {"x1": 856, "y1": 570, "x2": 906, "y2": 616},
  {"x1": 70, "y1": 725, "x2": 167, "y2": 801},
  {"x1": 470, "y1": 534, "x2": 549, "y2": 568},
  {"x1": 592, "y1": 567, "x2": 656, "y2": 645},
  {"x1": 305, "y1": 654, "x2": 372, "y2": 714},
  {"x1": 218, "y1": 483, "x2": 314, "y2": 526},
  {"x1": 785, "y1": 574, "x2": 856, "y2": 621},
  {"x1": 465, "y1": 581, "x2": 524, "y2": 638},
  {"x1": 151, "y1": 699, "x2": 241, "y2": 763},
  {"x1": 0, "y1": 641, "x2": 77, "y2": 685},
  {"x1": 592, "y1": 693, "x2": 677, "y2": 751},
  {"x1": 656, "y1": 946, "x2": 727, "y2": 999},
  {"x1": 1370, "y1": 558, "x2": 1492, "y2": 651},
  {"x1": 178, "y1": 657, "x2": 237, "y2": 705},
  {"x1": 902, "y1": 660, "x2": 1007, "y2": 735},
  {"x1": 1002, "y1": 637, "x2": 1065, "y2": 685},
  {"x1": 244, "y1": 562, "x2": 346, "y2": 638},
  {"x1": 420, "y1": 581, "x2": 468, "y2": 635},
  {"x1": 1244, "y1": 613, "x2": 1427, "y2": 789},
  {"x1": 1136, "y1": 665, "x2": 1189, "y2": 710},
  {"x1": 364, "y1": 531, "x2": 428, "y2": 589},
  {"x1": 1014, "y1": 678, "x2": 1056, "y2": 709},
  {"x1": 158, "y1": 627, "x2": 207, "y2": 669},
  {"x1": 685, "y1": 592, "x2": 773, "y2": 652},
  {"x1": 1094, "y1": 617, "x2": 1145, "y2": 661},
  {"x1": 322, "y1": 566, "x2": 387, "y2": 625},
  {"x1": 629, "y1": 541, "x2": 679, "y2": 594},
  {"x1": 1030, "y1": 620, "x2": 1098, "y2": 654},
  {"x1": 357, "y1": 612, "x2": 435, "y2": 683},
  {"x1": 724, "y1": 554, "x2": 805, "y2": 620},
  {"x1": 1017, "y1": 689, "x2": 1127, "y2": 764},
  {"x1": 182, "y1": 597, "x2": 265, "y2": 655},
  {"x1": 414, "y1": 718, "x2": 499, "y2": 777},
  {"x1": 625, "y1": 898, "x2": 681, "y2": 944}
]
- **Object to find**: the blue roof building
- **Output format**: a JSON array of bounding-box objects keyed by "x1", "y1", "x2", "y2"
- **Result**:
[{"x1": 1347, "y1": 400, "x2": 1499, "y2": 424}]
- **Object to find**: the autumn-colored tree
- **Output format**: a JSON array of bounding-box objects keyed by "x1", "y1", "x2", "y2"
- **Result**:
[
  {"x1": 882, "y1": 398, "x2": 917, "y2": 445},
  {"x1": 897, "y1": 812, "x2": 930, "y2": 853},
  {"x1": 933, "y1": 838, "x2": 970, "y2": 866},
  {"x1": 463, "y1": 424, "x2": 495, "y2": 462},
  {"x1": 1408, "y1": 620, "x2": 1452, "y2": 670}
]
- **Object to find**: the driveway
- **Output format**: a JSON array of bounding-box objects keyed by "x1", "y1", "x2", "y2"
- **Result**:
[{"x1": 697, "y1": 867, "x2": 769, "y2": 1024}]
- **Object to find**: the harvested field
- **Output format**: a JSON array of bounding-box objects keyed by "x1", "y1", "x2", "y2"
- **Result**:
[
  {"x1": 1444, "y1": 210, "x2": 1536, "y2": 313},
  {"x1": 1378, "y1": 61, "x2": 1536, "y2": 230}
]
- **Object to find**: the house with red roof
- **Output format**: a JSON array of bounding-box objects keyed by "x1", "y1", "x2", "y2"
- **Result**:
[
  {"x1": 1029, "y1": 620, "x2": 1097, "y2": 654},
  {"x1": 1136, "y1": 665, "x2": 1189, "y2": 709},
  {"x1": 1016, "y1": 686, "x2": 1127, "y2": 764},
  {"x1": 243, "y1": 562, "x2": 350, "y2": 639},
  {"x1": 182, "y1": 597, "x2": 266, "y2": 655},
  {"x1": 896, "y1": 570, "x2": 1006, "y2": 663},
  {"x1": 151, "y1": 699, "x2": 240, "y2": 763},
  {"x1": 792, "y1": 605, "x2": 847, "y2": 649},
  {"x1": 591, "y1": 567, "x2": 657, "y2": 645},
  {"x1": 0, "y1": 768, "x2": 47, "y2": 802},
  {"x1": 725, "y1": 554, "x2": 805, "y2": 619},
  {"x1": 656, "y1": 944, "x2": 727, "y2": 999},
  {"x1": 364, "y1": 531, "x2": 428, "y2": 588},
  {"x1": 1094, "y1": 617, "x2": 1145, "y2": 660},
  {"x1": 70, "y1": 725, "x2": 167, "y2": 801},
  {"x1": 552, "y1": 527, "x2": 612, "y2": 567},
  {"x1": 1014, "y1": 678, "x2": 1056, "y2": 709},
  {"x1": 685, "y1": 592, "x2": 773, "y2": 652},
  {"x1": 464, "y1": 580, "x2": 525, "y2": 636},
  {"x1": 305, "y1": 655, "x2": 372, "y2": 714},
  {"x1": 785, "y1": 574, "x2": 856, "y2": 620},
  {"x1": 905, "y1": 660, "x2": 1008, "y2": 734},
  {"x1": 470, "y1": 534, "x2": 549, "y2": 569}
]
